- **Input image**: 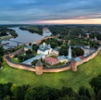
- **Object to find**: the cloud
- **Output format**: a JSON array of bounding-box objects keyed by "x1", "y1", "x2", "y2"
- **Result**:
[{"x1": 0, "y1": 0, "x2": 101, "y2": 24}]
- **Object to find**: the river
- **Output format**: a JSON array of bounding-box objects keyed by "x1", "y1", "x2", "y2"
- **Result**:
[{"x1": 2, "y1": 27, "x2": 52, "y2": 49}]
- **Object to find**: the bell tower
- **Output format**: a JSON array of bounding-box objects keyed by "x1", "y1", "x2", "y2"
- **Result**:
[{"x1": 68, "y1": 46, "x2": 72, "y2": 60}]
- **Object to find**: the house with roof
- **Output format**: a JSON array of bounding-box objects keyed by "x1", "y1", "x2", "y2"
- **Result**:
[
  {"x1": 44, "y1": 57, "x2": 59, "y2": 66},
  {"x1": 57, "y1": 56, "x2": 68, "y2": 63},
  {"x1": 81, "y1": 46, "x2": 95, "y2": 57},
  {"x1": 24, "y1": 45, "x2": 32, "y2": 51},
  {"x1": 52, "y1": 50, "x2": 59, "y2": 55},
  {"x1": 74, "y1": 56, "x2": 85, "y2": 62}
]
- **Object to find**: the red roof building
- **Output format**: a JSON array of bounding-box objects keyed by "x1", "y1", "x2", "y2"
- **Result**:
[
  {"x1": 44, "y1": 57, "x2": 59, "y2": 66},
  {"x1": 79, "y1": 56, "x2": 85, "y2": 60}
]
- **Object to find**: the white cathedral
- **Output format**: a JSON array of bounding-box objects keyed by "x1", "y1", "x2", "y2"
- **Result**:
[
  {"x1": 37, "y1": 42, "x2": 72, "y2": 62},
  {"x1": 37, "y1": 42, "x2": 53, "y2": 55}
]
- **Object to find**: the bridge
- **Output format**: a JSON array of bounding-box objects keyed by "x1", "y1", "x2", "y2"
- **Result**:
[
  {"x1": 0, "y1": 43, "x2": 9, "y2": 46},
  {"x1": 8, "y1": 40, "x2": 27, "y2": 47},
  {"x1": 10, "y1": 40, "x2": 25, "y2": 44}
]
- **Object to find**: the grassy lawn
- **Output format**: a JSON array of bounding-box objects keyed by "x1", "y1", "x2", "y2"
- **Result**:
[
  {"x1": 0, "y1": 53, "x2": 101, "y2": 92},
  {"x1": 12, "y1": 57, "x2": 20, "y2": 63}
]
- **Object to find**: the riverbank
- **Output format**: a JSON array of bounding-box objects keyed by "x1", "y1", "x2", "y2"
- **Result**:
[
  {"x1": 0, "y1": 35, "x2": 13, "y2": 41},
  {"x1": 19, "y1": 26, "x2": 42, "y2": 35},
  {"x1": 2, "y1": 27, "x2": 51, "y2": 49}
]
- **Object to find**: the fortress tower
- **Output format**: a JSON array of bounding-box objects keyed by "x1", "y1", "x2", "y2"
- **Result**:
[
  {"x1": 70, "y1": 57, "x2": 77, "y2": 71},
  {"x1": 35, "y1": 60, "x2": 43, "y2": 75}
]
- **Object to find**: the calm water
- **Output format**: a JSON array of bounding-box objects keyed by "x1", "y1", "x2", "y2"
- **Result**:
[{"x1": 2, "y1": 27, "x2": 51, "y2": 49}]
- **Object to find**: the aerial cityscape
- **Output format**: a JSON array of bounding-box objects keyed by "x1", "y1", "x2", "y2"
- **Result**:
[{"x1": 0, "y1": 0, "x2": 101, "y2": 100}]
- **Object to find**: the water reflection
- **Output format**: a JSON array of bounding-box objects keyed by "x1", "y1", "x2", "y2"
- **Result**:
[{"x1": 2, "y1": 27, "x2": 51, "y2": 49}]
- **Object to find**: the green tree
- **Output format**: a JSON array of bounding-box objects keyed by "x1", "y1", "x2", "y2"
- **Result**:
[
  {"x1": 78, "y1": 86, "x2": 91, "y2": 99},
  {"x1": 32, "y1": 44, "x2": 39, "y2": 52},
  {"x1": 60, "y1": 87, "x2": 74, "y2": 97},
  {"x1": 78, "y1": 95, "x2": 90, "y2": 100},
  {"x1": 12, "y1": 85, "x2": 29, "y2": 100},
  {"x1": 97, "y1": 89, "x2": 101, "y2": 100},
  {"x1": 25, "y1": 87, "x2": 50, "y2": 100},
  {"x1": 0, "y1": 46, "x2": 4, "y2": 62},
  {"x1": 90, "y1": 74, "x2": 101, "y2": 94},
  {"x1": 26, "y1": 49, "x2": 32, "y2": 55},
  {"x1": 59, "y1": 46, "x2": 68, "y2": 56},
  {"x1": 0, "y1": 83, "x2": 12, "y2": 99},
  {"x1": 29, "y1": 43, "x2": 32, "y2": 46},
  {"x1": 31, "y1": 60, "x2": 38, "y2": 65},
  {"x1": 51, "y1": 42, "x2": 58, "y2": 49},
  {"x1": 72, "y1": 47, "x2": 84, "y2": 57},
  {"x1": 59, "y1": 95, "x2": 76, "y2": 100},
  {"x1": 2, "y1": 95, "x2": 10, "y2": 100},
  {"x1": 25, "y1": 89, "x2": 36, "y2": 100}
]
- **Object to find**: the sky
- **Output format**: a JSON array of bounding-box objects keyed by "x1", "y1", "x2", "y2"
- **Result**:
[{"x1": 0, "y1": 0, "x2": 101, "y2": 24}]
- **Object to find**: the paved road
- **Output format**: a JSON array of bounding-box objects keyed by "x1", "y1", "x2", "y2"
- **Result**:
[{"x1": 22, "y1": 54, "x2": 45, "y2": 65}]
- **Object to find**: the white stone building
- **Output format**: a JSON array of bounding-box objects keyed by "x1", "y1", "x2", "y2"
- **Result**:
[
  {"x1": 37, "y1": 42, "x2": 53, "y2": 55},
  {"x1": 58, "y1": 56, "x2": 68, "y2": 63},
  {"x1": 24, "y1": 45, "x2": 32, "y2": 51}
]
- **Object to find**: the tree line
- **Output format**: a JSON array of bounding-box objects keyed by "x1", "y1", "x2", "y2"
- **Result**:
[
  {"x1": 0, "y1": 46, "x2": 4, "y2": 68},
  {"x1": 19, "y1": 26, "x2": 43, "y2": 35},
  {"x1": 0, "y1": 28, "x2": 18, "y2": 37},
  {"x1": 0, "y1": 74, "x2": 101, "y2": 100}
]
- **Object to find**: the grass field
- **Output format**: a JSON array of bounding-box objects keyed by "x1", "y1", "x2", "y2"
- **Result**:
[
  {"x1": 0, "y1": 35, "x2": 13, "y2": 41},
  {"x1": 0, "y1": 53, "x2": 101, "y2": 92}
]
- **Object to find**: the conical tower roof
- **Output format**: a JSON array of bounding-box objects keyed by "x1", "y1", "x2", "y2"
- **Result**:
[{"x1": 36, "y1": 60, "x2": 43, "y2": 66}]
